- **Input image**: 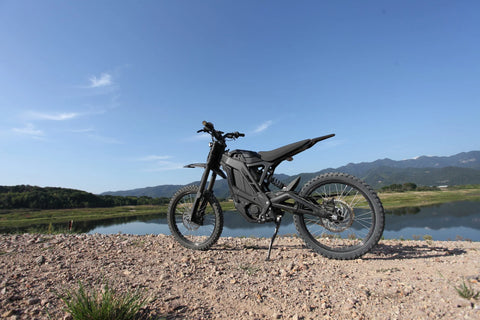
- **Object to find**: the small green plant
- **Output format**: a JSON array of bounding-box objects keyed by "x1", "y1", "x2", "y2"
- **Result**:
[
  {"x1": 455, "y1": 280, "x2": 480, "y2": 301},
  {"x1": 59, "y1": 281, "x2": 149, "y2": 320},
  {"x1": 423, "y1": 235, "x2": 433, "y2": 241},
  {"x1": 376, "y1": 267, "x2": 401, "y2": 273},
  {"x1": 239, "y1": 264, "x2": 260, "y2": 276}
]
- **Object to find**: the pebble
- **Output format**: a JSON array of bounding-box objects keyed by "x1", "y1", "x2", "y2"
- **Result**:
[
  {"x1": 27, "y1": 298, "x2": 41, "y2": 305},
  {"x1": 34, "y1": 256, "x2": 45, "y2": 265}
]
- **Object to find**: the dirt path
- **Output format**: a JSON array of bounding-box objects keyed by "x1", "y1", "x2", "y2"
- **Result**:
[{"x1": 1, "y1": 234, "x2": 479, "y2": 319}]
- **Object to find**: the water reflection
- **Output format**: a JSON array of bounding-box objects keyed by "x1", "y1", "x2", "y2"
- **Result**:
[
  {"x1": 88, "y1": 201, "x2": 480, "y2": 241},
  {"x1": 385, "y1": 201, "x2": 480, "y2": 231},
  {"x1": 2, "y1": 201, "x2": 480, "y2": 241}
]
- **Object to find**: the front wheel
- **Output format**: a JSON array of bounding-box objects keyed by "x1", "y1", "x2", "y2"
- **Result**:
[
  {"x1": 167, "y1": 185, "x2": 223, "y2": 250},
  {"x1": 293, "y1": 173, "x2": 384, "y2": 260}
]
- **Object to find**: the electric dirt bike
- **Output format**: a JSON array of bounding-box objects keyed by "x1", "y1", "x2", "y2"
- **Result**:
[{"x1": 167, "y1": 121, "x2": 385, "y2": 260}]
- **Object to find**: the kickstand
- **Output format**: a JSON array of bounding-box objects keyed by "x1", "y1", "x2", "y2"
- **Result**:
[{"x1": 266, "y1": 215, "x2": 282, "y2": 261}]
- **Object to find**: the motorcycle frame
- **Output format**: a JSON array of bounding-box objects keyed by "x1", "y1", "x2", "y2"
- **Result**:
[{"x1": 186, "y1": 137, "x2": 334, "y2": 224}]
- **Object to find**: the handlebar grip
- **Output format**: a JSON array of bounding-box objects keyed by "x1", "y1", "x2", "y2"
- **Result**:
[
  {"x1": 202, "y1": 121, "x2": 214, "y2": 131},
  {"x1": 238, "y1": 132, "x2": 245, "y2": 137}
]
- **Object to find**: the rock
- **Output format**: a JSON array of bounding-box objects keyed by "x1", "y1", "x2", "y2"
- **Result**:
[
  {"x1": 27, "y1": 297, "x2": 41, "y2": 305},
  {"x1": 35, "y1": 256, "x2": 45, "y2": 265}
]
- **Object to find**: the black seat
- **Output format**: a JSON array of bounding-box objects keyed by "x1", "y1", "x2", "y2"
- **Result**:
[
  {"x1": 258, "y1": 139, "x2": 311, "y2": 162},
  {"x1": 258, "y1": 134, "x2": 335, "y2": 163}
]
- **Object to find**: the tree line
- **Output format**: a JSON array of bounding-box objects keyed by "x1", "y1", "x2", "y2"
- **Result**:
[
  {"x1": 0, "y1": 185, "x2": 170, "y2": 210},
  {"x1": 380, "y1": 182, "x2": 440, "y2": 193}
]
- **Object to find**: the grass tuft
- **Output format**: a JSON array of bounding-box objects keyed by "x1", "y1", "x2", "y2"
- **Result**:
[
  {"x1": 454, "y1": 280, "x2": 480, "y2": 301},
  {"x1": 59, "y1": 281, "x2": 149, "y2": 320}
]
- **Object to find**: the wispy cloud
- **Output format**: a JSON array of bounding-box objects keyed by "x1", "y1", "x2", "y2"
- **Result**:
[
  {"x1": 137, "y1": 155, "x2": 172, "y2": 161},
  {"x1": 88, "y1": 73, "x2": 112, "y2": 88},
  {"x1": 85, "y1": 132, "x2": 122, "y2": 144},
  {"x1": 28, "y1": 111, "x2": 80, "y2": 121},
  {"x1": 253, "y1": 120, "x2": 273, "y2": 133},
  {"x1": 67, "y1": 126, "x2": 121, "y2": 144},
  {"x1": 186, "y1": 132, "x2": 211, "y2": 141},
  {"x1": 136, "y1": 155, "x2": 183, "y2": 171},
  {"x1": 144, "y1": 160, "x2": 184, "y2": 172},
  {"x1": 12, "y1": 123, "x2": 44, "y2": 138},
  {"x1": 69, "y1": 127, "x2": 95, "y2": 133}
]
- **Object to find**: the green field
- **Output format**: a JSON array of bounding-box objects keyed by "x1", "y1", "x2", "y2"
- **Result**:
[
  {"x1": 378, "y1": 185, "x2": 480, "y2": 209},
  {"x1": 1, "y1": 185, "x2": 479, "y2": 230}
]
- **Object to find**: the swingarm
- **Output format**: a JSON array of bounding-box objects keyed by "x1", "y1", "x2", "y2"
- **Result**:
[{"x1": 270, "y1": 191, "x2": 336, "y2": 219}]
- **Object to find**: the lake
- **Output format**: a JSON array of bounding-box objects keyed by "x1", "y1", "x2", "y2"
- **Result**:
[
  {"x1": 3, "y1": 201, "x2": 480, "y2": 241},
  {"x1": 86, "y1": 201, "x2": 480, "y2": 241}
]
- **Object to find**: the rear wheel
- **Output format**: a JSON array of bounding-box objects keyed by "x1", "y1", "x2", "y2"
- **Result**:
[
  {"x1": 293, "y1": 173, "x2": 384, "y2": 260},
  {"x1": 167, "y1": 185, "x2": 223, "y2": 250}
]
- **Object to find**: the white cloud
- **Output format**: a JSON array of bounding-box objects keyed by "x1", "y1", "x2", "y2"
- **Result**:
[
  {"x1": 12, "y1": 123, "x2": 44, "y2": 137},
  {"x1": 28, "y1": 111, "x2": 79, "y2": 121},
  {"x1": 88, "y1": 73, "x2": 112, "y2": 88},
  {"x1": 186, "y1": 132, "x2": 212, "y2": 141},
  {"x1": 138, "y1": 155, "x2": 172, "y2": 161},
  {"x1": 85, "y1": 133, "x2": 122, "y2": 144},
  {"x1": 253, "y1": 120, "x2": 273, "y2": 133},
  {"x1": 145, "y1": 160, "x2": 184, "y2": 172},
  {"x1": 136, "y1": 155, "x2": 183, "y2": 171},
  {"x1": 69, "y1": 128, "x2": 95, "y2": 133}
]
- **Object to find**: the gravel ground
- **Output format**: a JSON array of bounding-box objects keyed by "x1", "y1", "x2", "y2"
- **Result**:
[{"x1": 1, "y1": 233, "x2": 480, "y2": 320}]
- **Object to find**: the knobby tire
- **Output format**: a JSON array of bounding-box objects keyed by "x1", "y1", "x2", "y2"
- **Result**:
[
  {"x1": 167, "y1": 185, "x2": 223, "y2": 250},
  {"x1": 293, "y1": 173, "x2": 385, "y2": 260}
]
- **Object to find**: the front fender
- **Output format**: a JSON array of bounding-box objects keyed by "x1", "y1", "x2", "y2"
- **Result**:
[
  {"x1": 184, "y1": 163, "x2": 207, "y2": 169},
  {"x1": 184, "y1": 163, "x2": 226, "y2": 179}
]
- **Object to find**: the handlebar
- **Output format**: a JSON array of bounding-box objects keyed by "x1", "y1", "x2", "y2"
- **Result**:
[{"x1": 199, "y1": 121, "x2": 245, "y2": 141}]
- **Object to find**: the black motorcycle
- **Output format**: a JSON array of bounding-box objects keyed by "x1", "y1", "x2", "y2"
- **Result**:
[{"x1": 167, "y1": 121, "x2": 385, "y2": 260}]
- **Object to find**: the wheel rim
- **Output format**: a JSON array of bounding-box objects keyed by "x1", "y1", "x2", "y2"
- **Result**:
[
  {"x1": 303, "y1": 181, "x2": 375, "y2": 252},
  {"x1": 173, "y1": 192, "x2": 218, "y2": 246}
]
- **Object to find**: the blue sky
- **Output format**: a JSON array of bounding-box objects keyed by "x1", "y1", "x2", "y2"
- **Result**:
[{"x1": 1, "y1": 1, "x2": 479, "y2": 194}]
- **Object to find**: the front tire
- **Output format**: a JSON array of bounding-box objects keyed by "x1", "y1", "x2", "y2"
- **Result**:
[
  {"x1": 293, "y1": 173, "x2": 384, "y2": 260},
  {"x1": 167, "y1": 185, "x2": 223, "y2": 250}
]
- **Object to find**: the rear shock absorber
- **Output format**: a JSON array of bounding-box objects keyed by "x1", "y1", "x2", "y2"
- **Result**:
[{"x1": 270, "y1": 176, "x2": 286, "y2": 189}]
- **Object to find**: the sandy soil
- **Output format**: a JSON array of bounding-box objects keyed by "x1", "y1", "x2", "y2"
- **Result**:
[{"x1": 1, "y1": 234, "x2": 479, "y2": 319}]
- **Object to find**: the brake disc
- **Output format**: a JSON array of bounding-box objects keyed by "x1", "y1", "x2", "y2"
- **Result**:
[
  {"x1": 322, "y1": 200, "x2": 355, "y2": 232},
  {"x1": 182, "y1": 211, "x2": 200, "y2": 231}
]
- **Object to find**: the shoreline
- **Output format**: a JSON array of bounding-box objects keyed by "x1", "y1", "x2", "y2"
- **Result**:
[{"x1": 1, "y1": 233, "x2": 480, "y2": 319}]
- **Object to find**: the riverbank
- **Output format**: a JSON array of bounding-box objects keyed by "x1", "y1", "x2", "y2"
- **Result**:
[
  {"x1": 1, "y1": 234, "x2": 479, "y2": 319},
  {"x1": 1, "y1": 186, "x2": 479, "y2": 231},
  {"x1": 378, "y1": 186, "x2": 480, "y2": 209}
]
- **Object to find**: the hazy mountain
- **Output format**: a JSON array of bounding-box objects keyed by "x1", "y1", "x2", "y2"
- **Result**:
[
  {"x1": 101, "y1": 151, "x2": 480, "y2": 198},
  {"x1": 103, "y1": 185, "x2": 183, "y2": 198}
]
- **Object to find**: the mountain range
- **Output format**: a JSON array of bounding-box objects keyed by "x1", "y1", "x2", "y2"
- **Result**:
[{"x1": 102, "y1": 151, "x2": 480, "y2": 199}]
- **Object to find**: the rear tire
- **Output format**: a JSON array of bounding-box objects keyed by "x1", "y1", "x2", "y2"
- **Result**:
[
  {"x1": 293, "y1": 173, "x2": 384, "y2": 260},
  {"x1": 167, "y1": 185, "x2": 223, "y2": 250}
]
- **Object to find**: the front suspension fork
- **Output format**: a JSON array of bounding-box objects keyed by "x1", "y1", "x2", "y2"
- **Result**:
[{"x1": 190, "y1": 170, "x2": 217, "y2": 225}]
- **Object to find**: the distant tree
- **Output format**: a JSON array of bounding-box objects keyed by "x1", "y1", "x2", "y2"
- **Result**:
[
  {"x1": 402, "y1": 182, "x2": 417, "y2": 191},
  {"x1": 0, "y1": 185, "x2": 168, "y2": 210}
]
